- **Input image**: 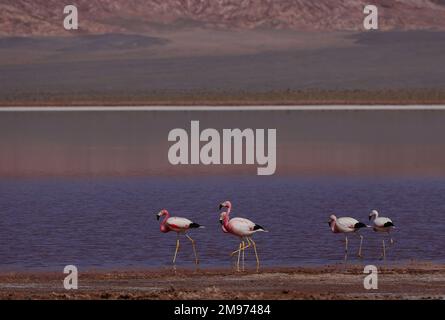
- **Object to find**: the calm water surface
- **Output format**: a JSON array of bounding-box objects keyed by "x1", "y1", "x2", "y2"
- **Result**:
[{"x1": 0, "y1": 176, "x2": 444, "y2": 271}]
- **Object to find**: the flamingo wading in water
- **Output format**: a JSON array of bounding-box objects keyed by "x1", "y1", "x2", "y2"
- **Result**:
[
  {"x1": 156, "y1": 209, "x2": 203, "y2": 266},
  {"x1": 369, "y1": 210, "x2": 395, "y2": 262},
  {"x1": 219, "y1": 201, "x2": 267, "y2": 272},
  {"x1": 328, "y1": 214, "x2": 367, "y2": 264}
]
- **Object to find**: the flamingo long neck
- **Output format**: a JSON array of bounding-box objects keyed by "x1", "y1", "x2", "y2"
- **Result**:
[
  {"x1": 160, "y1": 211, "x2": 170, "y2": 230},
  {"x1": 223, "y1": 205, "x2": 231, "y2": 228},
  {"x1": 329, "y1": 220, "x2": 337, "y2": 232}
]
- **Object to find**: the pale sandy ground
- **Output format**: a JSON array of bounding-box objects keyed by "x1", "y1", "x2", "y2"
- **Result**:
[{"x1": 0, "y1": 263, "x2": 444, "y2": 300}]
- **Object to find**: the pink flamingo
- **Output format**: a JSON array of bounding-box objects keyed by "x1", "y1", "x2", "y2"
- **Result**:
[
  {"x1": 156, "y1": 209, "x2": 203, "y2": 266},
  {"x1": 328, "y1": 214, "x2": 367, "y2": 264},
  {"x1": 219, "y1": 201, "x2": 267, "y2": 272}
]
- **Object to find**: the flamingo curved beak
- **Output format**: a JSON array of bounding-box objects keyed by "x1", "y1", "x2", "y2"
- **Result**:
[
  {"x1": 219, "y1": 204, "x2": 224, "y2": 210},
  {"x1": 155, "y1": 213, "x2": 160, "y2": 221}
]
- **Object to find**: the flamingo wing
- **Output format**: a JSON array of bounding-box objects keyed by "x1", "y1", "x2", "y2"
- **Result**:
[
  {"x1": 336, "y1": 217, "x2": 359, "y2": 232},
  {"x1": 228, "y1": 217, "x2": 257, "y2": 236},
  {"x1": 166, "y1": 217, "x2": 193, "y2": 231},
  {"x1": 374, "y1": 217, "x2": 394, "y2": 228}
]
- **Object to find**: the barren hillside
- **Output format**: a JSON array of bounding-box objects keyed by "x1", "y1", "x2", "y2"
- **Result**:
[{"x1": 1, "y1": 0, "x2": 445, "y2": 36}]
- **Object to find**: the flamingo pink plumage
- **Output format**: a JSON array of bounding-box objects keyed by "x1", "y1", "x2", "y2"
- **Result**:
[
  {"x1": 219, "y1": 200, "x2": 267, "y2": 272},
  {"x1": 156, "y1": 209, "x2": 203, "y2": 266}
]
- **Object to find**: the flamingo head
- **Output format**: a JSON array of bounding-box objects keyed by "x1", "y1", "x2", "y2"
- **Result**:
[
  {"x1": 219, "y1": 200, "x2": 231, "y2": 210},
  {"x1": 369, "y1": 210, "x2": 379, "y2": 221},
  {"x1": 156, "y1": 209, "x2": 168, "y2": 221},
  {"x1": 328, "y1": 214, "x2": 337, "y2": 226},
  {"x1": 219, "y1": 211, "x2": 227, "y2": 224}
]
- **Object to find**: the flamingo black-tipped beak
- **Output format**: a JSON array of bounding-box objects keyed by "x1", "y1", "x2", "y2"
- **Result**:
[
  {"x1": 219, "y1": 219, "x2": 223, "y2": 225},
  {"x1": 219, "y1": 204, "x2": 223, "y2": 210},
  {"x1": 368, "y1": 216, "x2": 372, "y2": 221},
  {"x1": 156, "y1": 214, "x2": 160, "y2": 221}
]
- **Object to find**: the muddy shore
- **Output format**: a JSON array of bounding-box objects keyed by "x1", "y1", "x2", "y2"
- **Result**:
[{"x1": 0, "y1": 264, "x2": 444, "y2": 300}]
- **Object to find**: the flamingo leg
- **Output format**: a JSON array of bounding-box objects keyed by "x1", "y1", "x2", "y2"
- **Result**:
[
  {"x1": 246, "y1": 236, "x2": 252, "y2": 247},
  {"x1": 236, "y1": 242, "x2": 242, "y2": 272},
  {"x1": 249, "y1": 237, "x2": 260, "y2": 272},
  {"x1": 344, "y1": 235, "x2": 349, "y2": 265},
  {"x1": 173, "y1": 234, "x2": 180, "y2": 264},
  {"x1": 185, "y1": 234, "x2": 199, "y2": 265},
  {"x1": 358, "y1": 234, "x2": 363, "y2": 258},
  {"x1": 231, "y1": 238, "x2": 251, "y2": 256},
  {"x1": 382, "y1": 239, "x2": 386, "y2": 263},
  {"x1": 241, "y1": 239, "x2": 246, "y2": 272},
  {"x1": 389, "y1": 233, "x2": 394, "y2": 246},
  {"x1": 245, "y1": 237, "x2": 252, "y2": 255}
]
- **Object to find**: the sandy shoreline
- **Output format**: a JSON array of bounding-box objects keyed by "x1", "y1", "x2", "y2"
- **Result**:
[{"x1": 0, "y1": 264, "x2": 444, "y2": 300}]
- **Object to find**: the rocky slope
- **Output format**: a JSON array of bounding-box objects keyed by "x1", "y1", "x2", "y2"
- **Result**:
[{"x1": 0, "y1": 0, "x2": 445, "y2": 35}]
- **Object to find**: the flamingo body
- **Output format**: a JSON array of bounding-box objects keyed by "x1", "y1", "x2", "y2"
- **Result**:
[
  {"x1": 225, "y1": 217, "x2": 265, "y2": 237},
  {"x1": 219, "y1": 201, "x2": 266, "y2": 272},
  {"x1": 330, "y1": 217, "x2": 366, "y2": 233},
  {"x1": 156, "y1": 209, "x2": 202, "y2": 266},
  {"x1": 369, "y1": 210, "x2": 395, "y2": 232},
  {"x1": 161, "y1": 217, "x2": 199, "y2": 233}
]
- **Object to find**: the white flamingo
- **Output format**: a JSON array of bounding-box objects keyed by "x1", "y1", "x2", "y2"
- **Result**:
[
  {"x1": 328, "y1": 214, "x2": 367, "y2": 264},
  {"x1": 369, "y1": 210, "x2": 395, "y2": 261},
  {"x1": 156, "y1": 209, "x2": 203, "y2": 266},
  {"x1": 219, "y1": 201, "x2": 267, "y2": 272}
]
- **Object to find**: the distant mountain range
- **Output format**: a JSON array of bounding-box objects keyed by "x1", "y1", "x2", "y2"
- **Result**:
[{"x1": 1, "y1": 0, "x2": 445, "y2": 36}]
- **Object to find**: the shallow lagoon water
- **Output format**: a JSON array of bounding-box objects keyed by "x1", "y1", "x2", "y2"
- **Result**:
[{"x1": 0, "y1": 176, "x2": 444, "y2": 271}]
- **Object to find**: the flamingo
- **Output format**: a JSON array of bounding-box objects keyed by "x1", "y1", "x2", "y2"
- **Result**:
[
  {"x1": 156, "y1": 209, "x2": 203, "y2": 266},
  {"x1": 369, "y1": 210, "x2": 395, "y2": 262},
  {"x1": 218, "y1": 200, "x2": 267, "y2": 272},
  {"x1": 328, "y1": 214, "x2": 367, "y2": 264}
]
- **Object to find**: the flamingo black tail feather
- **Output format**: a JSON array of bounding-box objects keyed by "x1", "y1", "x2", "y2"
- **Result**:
[
  {"x1": 253, "y1": 224, "x2": 268, "y2": 232},
  {"x1": 354, "y1": 222, "x2": 367, "y2": 229},
  {"x1": 189, "y1": 223, "x2": 204, "y2": 228}
]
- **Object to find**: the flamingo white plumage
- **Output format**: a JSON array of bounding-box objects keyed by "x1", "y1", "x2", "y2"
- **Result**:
[
  {"x1": 328, "y1": 214, "x2": 367, "y2": 264},
  {"x1": 219, "y1": 200, "x2": 267, "y2": 272},
  {"x1": 156, "y1": 209, "x2": 203, "y2": 266},
  {"x1": 369, "y1": 210, "x2": 395, "y2": 262}
]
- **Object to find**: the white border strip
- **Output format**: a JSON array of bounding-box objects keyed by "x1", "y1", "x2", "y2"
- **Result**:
[{"x1": 0, "y1": 105, "x2": 445, "y2": 111}]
